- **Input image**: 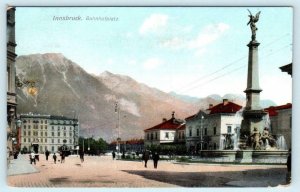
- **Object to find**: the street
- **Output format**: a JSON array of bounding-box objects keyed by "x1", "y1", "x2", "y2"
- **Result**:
[{"x1": 7, "y1": 154, "x2": 289, "y2": 187}]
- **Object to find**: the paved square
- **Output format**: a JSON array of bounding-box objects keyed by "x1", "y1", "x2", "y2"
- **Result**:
[{"x1": 7, "y1": 154, "x2": 289, "y2": 187}]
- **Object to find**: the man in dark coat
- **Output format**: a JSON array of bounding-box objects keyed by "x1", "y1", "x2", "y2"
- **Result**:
[
  {"x1": 45, "y1": 150, "x2": 50, "y2": 161},
  {"x1": 142, "y1": 150, "x2": 150, "y2": 168},
  {"x1": 152, "y1": 152, "x2": 160, "y2": 169},
  {"x1": 112, "y1": 151, "x2": 116, "y2": 160},
  {"x1": 53, "y1": 153, "x2": 57, "y2": 164},
  {"x1": 79, "y1": 150, "x2": 84, "y2": 163}
]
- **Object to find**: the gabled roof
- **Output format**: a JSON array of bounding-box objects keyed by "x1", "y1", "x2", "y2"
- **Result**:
[
  {"x1": 144, "y1": 118, "x2": 184, "y2": 132},
  {"x1": 209, "y1": 101, "x2": 242, "y2": 114},
  {"x1": 185, "y1": 110, "x2": 207, "y2": 121},
  {"x1": 264, "y1": 103, "x2": 292, "y2": 116}
]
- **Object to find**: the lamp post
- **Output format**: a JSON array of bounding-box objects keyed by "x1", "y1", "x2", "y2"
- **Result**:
[
  {"x1": 73, "y1": 119, "x2": 79, "y2": 155},
  {"x1": 15, "y1": 119, "x2": 22, "y2": 155},
  {"x1": 200, "y1": 115, "x2": 204, "y2": 152},
  {"x1": 115, "y1": 101, "x2": 121, "y2": 159}
]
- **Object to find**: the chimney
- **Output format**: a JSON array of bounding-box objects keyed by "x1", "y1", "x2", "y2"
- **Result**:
[
  {"x1": 162, "y1": 118, "x2": 167, "y2": 122},
  {"x1": 172, "y1": 111, "x2": 175, "y2": 119},
  {"x1": 223, "y1": 99, "x2": 229, "y2": 105},
  {"x1": 209, "y1": 104, "x2": 213, "y2": 109}
]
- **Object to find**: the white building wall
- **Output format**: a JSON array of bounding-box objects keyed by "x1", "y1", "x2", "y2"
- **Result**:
[
  {"x1": 159, "y1": 130, "x2": 176, "y2": 143},
  {"x1": 185, "y1": 114, "x2": 241, "y2": 150}
]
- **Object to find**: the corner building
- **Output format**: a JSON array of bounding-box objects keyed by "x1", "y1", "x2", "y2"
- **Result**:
[{"x1": 19, "y1": 113, "x2": 79, "y2": 153}]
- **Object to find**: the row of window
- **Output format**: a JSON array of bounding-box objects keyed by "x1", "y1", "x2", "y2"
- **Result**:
[
  {"x1": 23, "y1": 131, "x2": 73, "y2": 137},
  {"x1": 23, "y1": 119, "x2": 76, "y2": 125},
  {"x1": 146, "y1": 132, "x2": 174, "y2": 140},
  {"x1": 23, "y1": 138, "x2": 73, "y2": 144},
  {"x1": 23, "y1": 119, "x2": 48, "y2": 124},
  {"x1": 188, "y1": 126, "x2": 219, "y2": 137},
  {"x1": 23, "y1": 125, "x2": 48, "y2": 129},
  {"x1": 23, "y1": 125, "x2": 75, "y2": 131}
]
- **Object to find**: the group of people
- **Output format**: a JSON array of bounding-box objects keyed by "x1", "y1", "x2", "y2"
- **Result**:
[
  {"x1": 29, "y1": 150, "x2": 68, "y2": 164},
  {"x1": 111, "y1": 150, "x2": 160, "y2": 169},
  {"x1": 142, "y1": 150, "x2": 160, "y2": 169}
]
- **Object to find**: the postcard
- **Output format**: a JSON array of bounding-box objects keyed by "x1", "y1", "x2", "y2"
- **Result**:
[{"x1": 6, "y1": 6, "x2": 292, "y2": 188}]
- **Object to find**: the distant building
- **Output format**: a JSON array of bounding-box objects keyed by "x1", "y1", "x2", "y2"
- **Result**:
[
  {"x1": 186, "y1": 99, "x2": 242, "y2": 152},
  {"x1": 144, "y1": 112, "x2": 185, "y2": 147},
  {"x1": 19, "y1": 113, "x2": 79, "y2": 154},
  {"x1": 265, "y1": 103, "x2": 292, "y2": 149},
  {"x1": 110, "y1": 138, "x2": 144, "y2": 152}
]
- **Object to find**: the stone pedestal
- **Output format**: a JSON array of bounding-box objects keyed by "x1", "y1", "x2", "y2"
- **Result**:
[{"x1": 240, "y1": 40, "x2": 267, "y2": 148}]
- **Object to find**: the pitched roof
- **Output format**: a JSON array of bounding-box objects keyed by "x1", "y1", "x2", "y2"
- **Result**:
[
  {"x1": 264, "y1": 103, "x2": 292, "y2": 116},
  {"x1": 144, "y1": 118, "x2": 184, "y2": 131},
  {"x1": 177, "y1": 124, "x2": 186, "y2": 130},
  {"x1": 209, "y1": 101, "x2": 242, "y2": 114},
  {"x1": 185, "y1": 110, "x2": 207, "y2": 121}
]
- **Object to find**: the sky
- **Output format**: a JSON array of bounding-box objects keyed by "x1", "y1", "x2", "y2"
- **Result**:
[{"x1": 15, "y1": 7, "x2": 293, "y2": 105}]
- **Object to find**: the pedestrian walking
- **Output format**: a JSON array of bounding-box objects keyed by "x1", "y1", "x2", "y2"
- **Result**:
[
  {"x1": 152, "y1": 152, "x2": 160, "y2": 169},
  {"x1": 30, "y1": 151, "x2": 36, "y2": 165},
  {"x1": 53, "y1": 153, "x2": 57, "y2": 164},
  {"x1": 79, "y1": 150, "x2": 84, "y2": 163},
  {"x1": 61, "y1": 152, "x2": 65, "y2": 163},
  {"x1": 45, "y1": 150, "x2": 50, "y2": 161},
  {"x1": 112, "y1": 151, "x2": 116, "y2": 160},
  {"x1": 142, "y1": 150, "x2": 150, "y2": 168}
]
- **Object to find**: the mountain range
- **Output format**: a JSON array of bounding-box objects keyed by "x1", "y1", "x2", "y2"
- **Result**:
[{"x1": 15, "y1": 53, "x2": 276, "y2": 141}]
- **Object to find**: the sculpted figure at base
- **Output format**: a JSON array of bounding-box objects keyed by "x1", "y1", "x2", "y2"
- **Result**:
[{"x1": 251, "y1": 127, "x2": 261, "y2": 150}]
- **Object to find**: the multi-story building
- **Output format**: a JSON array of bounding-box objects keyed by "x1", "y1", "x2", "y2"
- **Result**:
[
  {"x1": 7, "y1": 7, "x2": 18, "y2": 162},
  {"x1": 144, "y1": 112, "x2": 185, "y2": 147},
  {"x1": 186, "y1": 99, "x2": 242, "y2": 152},
  {"x1": 19, "y1": 113, "x2": 79, "y2": 154}
]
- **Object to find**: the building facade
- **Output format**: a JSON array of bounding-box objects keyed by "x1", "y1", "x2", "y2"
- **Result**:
[
  {"x1": 19, "y1": 113, "x2": 79, "y2": 154},
  {"x1": 7, "y1": 7, "x2": 18, "y2": 162},
  {"x1": 186, "y1": 99, "x2": 242, "y2": 152},
  {"x1": 265, "y1": 103, "x2": 292, "y2": 149},
  {"x1": 144, "y1": 112, "x2": 185, "y2": 147}
]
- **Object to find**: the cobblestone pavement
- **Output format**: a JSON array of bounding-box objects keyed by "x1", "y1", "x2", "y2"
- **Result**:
[{"x1": 7, "y1": 154, "x2": 289, "y2": 188}]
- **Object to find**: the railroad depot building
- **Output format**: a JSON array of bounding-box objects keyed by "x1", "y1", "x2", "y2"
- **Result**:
[
  {"x1": 18, "y1": 113, "x2": 79, "y2": 153},
  {"x1": 144, "y1": 112, "x2": 185, "y2": 147},
  {"x1": 185, "y1": 99, "x2": 243, "y2": 152}
]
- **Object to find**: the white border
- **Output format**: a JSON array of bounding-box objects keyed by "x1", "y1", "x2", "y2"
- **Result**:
[{"x1": 0, "y1": 1, "x2": 299, "y2": 192}]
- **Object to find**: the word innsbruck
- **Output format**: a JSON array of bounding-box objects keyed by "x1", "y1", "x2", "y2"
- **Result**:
[{"x1": 53, "y1": 16, "x2": 119, "y2": 21}]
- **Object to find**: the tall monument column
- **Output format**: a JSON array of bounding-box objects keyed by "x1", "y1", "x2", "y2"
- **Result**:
[
  {"x1": 245, "y1": 40, "x2": 262, "y2": 110},
  {"x1": 240, "y1": 11, "x2": 267, "y2": 149}
]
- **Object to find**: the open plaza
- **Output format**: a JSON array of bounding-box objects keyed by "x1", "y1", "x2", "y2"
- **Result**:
[{"x1": 7, "y1": 154, "x2": 289, "y2": 187}]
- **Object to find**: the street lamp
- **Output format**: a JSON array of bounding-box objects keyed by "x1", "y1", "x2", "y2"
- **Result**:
[
  {"x1": 15, "y1": 119, "x2": 22, "y2": 153},
  {"x1": 115, "y1": 101, "x2": 121, "y2": 158},
  {"x1": 72, "y1": 119, "x2": 79, "y2": 154},
  {"x1": 200, "y1": 115, "x2": 204, "y2": 152}
]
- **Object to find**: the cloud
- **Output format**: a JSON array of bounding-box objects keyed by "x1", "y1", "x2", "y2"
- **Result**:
[
  {"x1": 160, "y1": 37, "x2": 185, "y2": 50},
  {"x1": 139, "y1": 14, "x2": 169, "y2": 35},
  {"x1": 160, "y1": 23, "x2": 229, "y2": 53},
  {"x1": 143, "y1": 58, "x2": 164, "y2": 70},
  {"x1": 188, "y1": 23, "x2": 230, "y2": 49}
]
